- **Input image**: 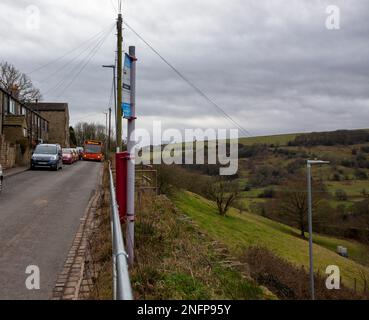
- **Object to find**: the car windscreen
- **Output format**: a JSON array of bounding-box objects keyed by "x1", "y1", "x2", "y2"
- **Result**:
[
  {"x1": 35, "y1": 145, "x2": 57, "y2": 155},
  {"x1": 85, "y1": 145, "x2": 102, "y2": 154},
  {"x1": 62, "y1": 149, "x2": 72, "y2": 154}
]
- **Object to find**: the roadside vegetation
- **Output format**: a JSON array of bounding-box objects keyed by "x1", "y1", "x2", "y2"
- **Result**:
[
  {"x1": 130, "y1": 193, "x2": 267, "y2": 300},
  {"x1": 172, "y1": 190, "x2": 369, "y2": 293},
  {"x1": 91, "y1": 129, "x2": 369, "y2": 300},
  {"x1": 154, "y1": 129, "x2": 369, "y2": 299}
]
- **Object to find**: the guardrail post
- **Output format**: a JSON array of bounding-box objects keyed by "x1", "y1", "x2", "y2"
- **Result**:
[{"x1": 109, "y1": 162, "x2": 133, "y2": 300}]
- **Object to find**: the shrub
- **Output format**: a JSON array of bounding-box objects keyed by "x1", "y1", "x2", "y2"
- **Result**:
[
  {"x1": 258, "y1": 188, "x2": 276, "y2": 199},
  {"x1": 355, "y1": 170, "x2": 368, "y2": 180},
  {"x1": 250, "y1": 165, "x2": 287, "y2": 187},
  {"x1": 243, "y1": 247, "x2": 366, "y2": 300},
  {"x1": 291, "y1": 130, "x2": 369, "y2": 147},
  {"x1": 335, "y1": 189, "x2": 348, "y2": 201}
]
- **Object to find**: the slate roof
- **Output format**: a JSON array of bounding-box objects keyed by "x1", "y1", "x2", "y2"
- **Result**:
[{"x1": 27, "y1": 103, "x2": 68, "y2": 112}]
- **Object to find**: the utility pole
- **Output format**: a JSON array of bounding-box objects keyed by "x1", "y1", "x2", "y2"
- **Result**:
[
  {"x1": 108, "y1": 107, "x2": 112, "y2": 152},
  {"x1": 116, "y1": 13, "x2": 123, "y2": 152},
  {"x1": 126, "y1": 46, "x2": 137, "y2": 267}
]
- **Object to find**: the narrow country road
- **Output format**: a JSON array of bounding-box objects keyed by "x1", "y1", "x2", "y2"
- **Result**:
[{"x1": 0, "y1": 161, "x2": 102, "y2": 300}]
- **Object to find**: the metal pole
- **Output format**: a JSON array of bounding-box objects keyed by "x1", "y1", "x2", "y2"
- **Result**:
[
  {"x1": 307, "y1": 162, "x2": 315, "y2": 300},
  {"x1": 102, "y1": 65, "x2": 117, "y2": 149},
  {"x1": 116, "y1": 14, "x2": 123, "y2": 152},
  {"x1": 108, "y1": 107, "x2": 112, "y2": 152},
  {"x1": 113, "y1": 67, "x2": 117, "y2": 148},
  {"x1": 104, "y1": 112, "x2": 108, "y2": 157},
  {"x1": 126, "y1": 46, "x2": 136, "y2": 267}
]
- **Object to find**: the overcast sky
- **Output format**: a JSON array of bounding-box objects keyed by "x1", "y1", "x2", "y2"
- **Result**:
[{"x1": 0, "y1": 0, "x2": 368, "y2": 138}]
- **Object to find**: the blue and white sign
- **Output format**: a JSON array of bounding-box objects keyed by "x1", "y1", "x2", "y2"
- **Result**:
[
  {"x1": 122, "y1": 54, "x2": 132, "y2": 119},
  {"x1": 122, "y1": 102, "x2": 131, "y2": 118}
]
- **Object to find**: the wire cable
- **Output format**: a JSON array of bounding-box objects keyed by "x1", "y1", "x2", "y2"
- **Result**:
[
  {"x1": 42, "y1": 29, "x2": 110, "y2": 97},
  {"x1": 55, "y1": 27, "x2": 113, "y2": 99},
  {"x1": 38, "y1": 26, "x2": 112, "y2": 84},
  {"x1": 124, "y1": 21, "x2": 253, "y2": 138},
  {"x1": 110, "y1": 0, "x2": 118, "y2": 14},
  {"x1": 45, "y1": 24, "x2": 114, "y2": 99},
  {"x1": 27, "y1": 23, "x2": 114, "y2": 75}
]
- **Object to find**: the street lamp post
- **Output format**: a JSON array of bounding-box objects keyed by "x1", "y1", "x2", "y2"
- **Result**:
[
  {"x1": 307, "y1": 159, "x2": 330, "y2": 300},
  {"x1": 103, "y1": 111, "x2": 108, "y2": 157},
  {"x1": 102, "y1": 64, "x2": 117, "y2": 148}
]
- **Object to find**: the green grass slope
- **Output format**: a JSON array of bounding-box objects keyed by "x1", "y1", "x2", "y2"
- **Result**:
[
  {"x1": 173, "y1": 191, "x2": 369, "y2": 291},
  {"x1": 238, "y1": 133, "x2": 298, "y2": 146}
]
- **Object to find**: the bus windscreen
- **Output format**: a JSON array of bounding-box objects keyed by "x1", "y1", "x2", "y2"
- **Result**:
[{"x1": 85, "y1": 144, "x2": 102, "y2": 154}]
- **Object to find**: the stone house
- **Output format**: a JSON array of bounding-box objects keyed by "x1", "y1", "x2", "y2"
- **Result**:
[
  {"x1": 0, "y1": 87, "x2": 49, "y2": 169},
  {"x1": 27, "y1": 102, "x2": 70, "y2": 148}
]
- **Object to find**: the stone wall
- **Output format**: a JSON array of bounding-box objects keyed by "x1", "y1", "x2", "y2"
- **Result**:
[
  {"x1": 39, "y1": 111, "x2": 70, "y2": 147},
  {"x1": 0, "y1": 134, "x2": 16, "y2": 169},
  {"x1": 3, "y1": 126, "x2": 24, "y2": 144},
  {"x1": 0, "y1": 90, "x2": 4, "y2": 135}
]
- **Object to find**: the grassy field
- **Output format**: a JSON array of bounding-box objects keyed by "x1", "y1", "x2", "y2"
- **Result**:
[
  {"x1": 173, "y1": 191, "x2": 369, "y2": 291},
  {"x1": 239, "y1": 133, "x2": 298, "y2": 146}
]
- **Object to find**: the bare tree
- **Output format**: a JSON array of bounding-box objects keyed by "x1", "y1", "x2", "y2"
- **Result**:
[
  {"x1": 74, "y1": 122, "x2": 106, "y2": 146},
  {"x1": 0, "y1": 61, "x2": 42, "y2": 102},
  {"x1": 206, "y1": 177, "x2": 240, "y2": 216},
  {"x1": 276, "y1": 176, "x2": 326, "y2": 238}
]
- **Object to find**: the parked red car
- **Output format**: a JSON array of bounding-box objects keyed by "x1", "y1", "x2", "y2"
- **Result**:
[{"x1": 62, "y1": 148, "x2": 75, "y2": 164}]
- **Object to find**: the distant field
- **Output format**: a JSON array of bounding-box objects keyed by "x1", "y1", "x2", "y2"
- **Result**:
[
  {"x1": 239, "y1": 133, "x2": 298, "y2": 146},
  {"x1": 326, "y1": 180, "x2": 369, "y2": 197},
  {"x1": 173, "y1": 191, "x2": 369, "y2": 291}
]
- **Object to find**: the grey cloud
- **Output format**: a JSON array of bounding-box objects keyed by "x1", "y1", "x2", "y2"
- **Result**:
[{"x1": 0, "y1": 0, "x2": 368, "y2": 136}]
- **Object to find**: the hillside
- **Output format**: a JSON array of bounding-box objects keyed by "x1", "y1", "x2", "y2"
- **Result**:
[
  {"x1": 173, "y1": 191, "x2": 369, "y2": 292},
  {"x1": 239, "y1": 133, "x2": 298, "y2": 146}
]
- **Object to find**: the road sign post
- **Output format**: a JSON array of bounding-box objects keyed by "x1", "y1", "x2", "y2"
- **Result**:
[{"x1": 125, "y1": 46, "x2": 137, "y2": 267}]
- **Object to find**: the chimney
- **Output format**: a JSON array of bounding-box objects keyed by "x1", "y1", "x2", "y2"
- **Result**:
[{"x1": 9, "y1": 84, "x2": 20, "y2": 99}]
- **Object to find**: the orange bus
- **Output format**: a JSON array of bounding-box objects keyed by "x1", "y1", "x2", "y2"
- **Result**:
[{"x1": 83, "y1": 140, "x2": 104, "y2": 162}]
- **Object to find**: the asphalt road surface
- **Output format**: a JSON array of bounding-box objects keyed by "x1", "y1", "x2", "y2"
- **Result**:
[{"x1": 0, "y1": 161, "x2": 102, "y2": 300}]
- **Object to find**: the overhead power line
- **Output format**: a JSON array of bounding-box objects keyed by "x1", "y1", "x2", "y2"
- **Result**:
[
  {"x1": 42, "y1": 30, "x2": 108, "y2": 96},
  {"x1": 55, "y1": 27, "x2": 114, "y2": 98},
  {"x1": 124, "y1": 21, "x2": 253, "y2": 138},
  {"x1": 27, "y1": 23, "x2": 114, "y2": 75},
  {"x1": 110, "y1": 0, "x2": 118, "y2": 14},
  {"x1": 44, "y1": 24, "x2": 114, "y2": 98},
  {"x1": 39, "y1": 26, "x2": 112, "y2": 84}
]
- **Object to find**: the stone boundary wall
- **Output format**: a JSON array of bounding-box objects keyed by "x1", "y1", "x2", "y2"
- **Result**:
[{"x1": 52, "y1": 167, "x2": 103, "y2": 300}]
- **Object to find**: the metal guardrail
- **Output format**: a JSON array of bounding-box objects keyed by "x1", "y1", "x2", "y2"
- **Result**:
[{"x1": 108, "y1": 162, "x2": 133, "y2": 300}]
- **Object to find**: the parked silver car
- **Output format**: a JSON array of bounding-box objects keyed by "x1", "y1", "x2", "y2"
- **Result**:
[{"x1": 31, "y1": 144, "x2": 63, "y2": 171}]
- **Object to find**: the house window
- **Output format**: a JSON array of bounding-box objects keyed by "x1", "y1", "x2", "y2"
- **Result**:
[
  {"x1": 21, "y1": 107, "x2": 26, "y2": 115},
  {"x1": 9, "y1": 99, "x2": 16, "y2": 114}
]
